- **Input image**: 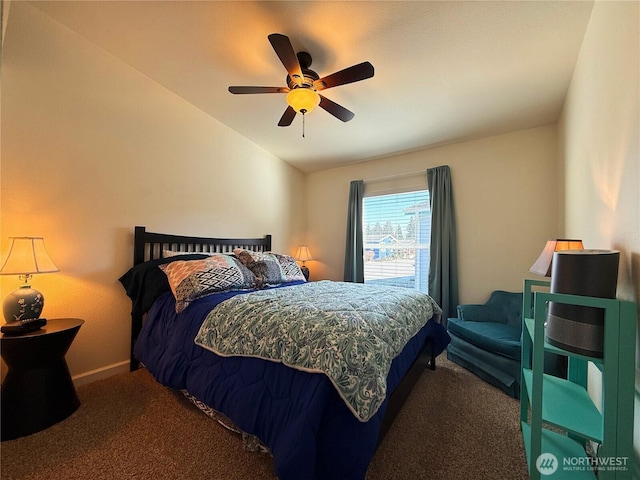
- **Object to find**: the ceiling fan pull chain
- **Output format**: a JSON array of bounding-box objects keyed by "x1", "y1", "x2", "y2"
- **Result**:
[{"x1": 302, "y1": 110, "x2": 306, "y2": 138}]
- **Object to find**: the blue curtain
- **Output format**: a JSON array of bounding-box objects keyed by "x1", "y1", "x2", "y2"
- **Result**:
[
  {"x1": 427, "y1": 166, "x2": 459, "y2": 323},
  {"x1": 343, "y1": 180, "x2": 364, "y2": 282}
]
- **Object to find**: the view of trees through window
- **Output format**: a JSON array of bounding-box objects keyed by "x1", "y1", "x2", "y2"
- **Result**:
[
  {"x1": 362, "y1": 190, "x2": 430, "y2": 293},
  {"x1": 365, "y1": 216, "x2": 419, "y2": 242}
]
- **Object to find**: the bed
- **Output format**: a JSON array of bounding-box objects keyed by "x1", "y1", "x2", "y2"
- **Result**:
[{"x1": 120, "y1": 226, "x2": 450, "y2": 479}]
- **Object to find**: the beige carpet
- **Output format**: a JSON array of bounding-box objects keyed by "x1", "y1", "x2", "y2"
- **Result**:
[{"x1": 1, "y1": 354, "x2": 528, "y2": 479}]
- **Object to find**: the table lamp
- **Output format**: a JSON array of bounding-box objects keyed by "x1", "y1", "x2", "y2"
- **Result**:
[
  {"x1": 528, "y1": 239, "x2": 584, "y2": 276},
  {"x1": 0, "y1": 237, "x2": 59, "y2": 323},
  {"x1": 295, "y1": 245, "x2": 312, "y2": 281}
]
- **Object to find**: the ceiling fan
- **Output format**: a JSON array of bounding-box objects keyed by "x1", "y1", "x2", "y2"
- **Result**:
[{"x1": 229, "y1": 33, "x2": 374, "y2": 128}]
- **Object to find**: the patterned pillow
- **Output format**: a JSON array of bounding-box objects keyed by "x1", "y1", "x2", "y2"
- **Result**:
[
  {"x1": 233, "y1": 249, "x2": 306, "y2": 285},
  {"x1": 233, "y1": 249, "x2": 286, "y2": 287},
  {"x1": 272, "y1": 253, "x2": 306, "y2": 282},
  {"x1": 160, "y1": 254, "x2": 255, "y2": 313}
]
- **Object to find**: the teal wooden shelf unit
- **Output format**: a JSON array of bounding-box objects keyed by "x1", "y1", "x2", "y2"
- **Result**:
[{"x1": 520, "y1": 279, "x2": 636, "y2": 480}]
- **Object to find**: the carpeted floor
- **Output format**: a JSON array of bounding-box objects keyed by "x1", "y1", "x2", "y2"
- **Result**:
[{"x1": 1, "y1": 354, "x2": 528, "y2": 479}]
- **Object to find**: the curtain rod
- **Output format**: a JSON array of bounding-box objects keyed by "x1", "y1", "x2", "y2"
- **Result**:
[{"x1": 363, "y1": 169, "x2": 426, "y2": 183}]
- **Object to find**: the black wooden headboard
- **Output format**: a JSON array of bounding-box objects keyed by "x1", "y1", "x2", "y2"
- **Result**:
[
  {"x1": 129, "y1": 226, "x2": 272, "y2": 370},
  {"x1": 133, "y1": 226, "x2": 272, "y2": 265}
]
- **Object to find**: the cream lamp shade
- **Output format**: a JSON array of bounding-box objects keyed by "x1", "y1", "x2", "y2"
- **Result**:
[
  {"x1": 528, "y1": 239, "x2": 584, "y2": 277},
  {"x1": 295, "y1": 245, "x2": 313, "y2": 263},
  {"x1": 0, "y1": 237, "x2": 59, "y2": 322}
]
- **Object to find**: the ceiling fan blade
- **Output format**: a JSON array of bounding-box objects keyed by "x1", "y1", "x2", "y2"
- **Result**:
[
  {"x1": 315, "y1": 62, "x2": 374, "y2": 91},
  {"x1": 228, "y1": 86, "x2": 289, "y2": 94},
  {"x1": 278, "y1": 106, "x2": 297, "y2": 126},
  {"x1": 319, "y1": 95, "x2": 355, "y2": 122},
  {"x1": 268, "y1": 33, "x2": 303, "y2": 85}
]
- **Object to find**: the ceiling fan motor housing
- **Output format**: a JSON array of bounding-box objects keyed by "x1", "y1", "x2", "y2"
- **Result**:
[{"x1": 287, "y1": 52, "x2": 321, "y2": 90}]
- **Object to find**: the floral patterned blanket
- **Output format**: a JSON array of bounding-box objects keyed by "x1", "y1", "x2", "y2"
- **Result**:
[{"x1": 194, "y1": 280, "x2": 442, "y2": 422}]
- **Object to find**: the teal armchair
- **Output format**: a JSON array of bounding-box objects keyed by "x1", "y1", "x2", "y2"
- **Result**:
[{"x1": 447, "y1": 290, "x2": 564, "y2": 398}]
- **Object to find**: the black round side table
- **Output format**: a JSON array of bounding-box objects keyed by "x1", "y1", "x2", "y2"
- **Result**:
[{"x1": 1, "y1": 318, "x2": 84, "y2": 441}]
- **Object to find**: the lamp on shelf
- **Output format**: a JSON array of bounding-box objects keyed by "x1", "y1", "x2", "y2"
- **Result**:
[
  {"x1": 0, "y1": 237, "x2": 59, "y2": 323},
  {"x1": 295, "y1": 245, "x2": 313, "y2": 281},
  {"x1": 528, "y1": 239, "x2": 584, "y2": 276}
]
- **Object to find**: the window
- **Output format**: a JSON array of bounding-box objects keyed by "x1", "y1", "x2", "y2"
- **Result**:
[{"x1": 362, "y1": 190, "x2": 430, "y2": 293}]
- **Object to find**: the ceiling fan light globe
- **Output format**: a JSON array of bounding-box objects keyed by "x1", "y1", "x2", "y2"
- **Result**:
[{"x1": 286, "y1": 88, "x2": 320, "y2": 114}]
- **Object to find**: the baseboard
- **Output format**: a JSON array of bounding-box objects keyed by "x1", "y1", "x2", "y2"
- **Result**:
[{"x1": 72, "y1": 360, "x2": 130, "y2": 387}]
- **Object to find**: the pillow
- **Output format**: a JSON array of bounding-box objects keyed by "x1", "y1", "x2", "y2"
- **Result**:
[
  {"x1": 233, "y1": 249, "x2": 284, "y2": 287},
  {"x1": 160, "y1": 254, "x2": 256, "y2": 313},
  {"x1": 119, "y1": 254, "x2": 210, "y2": 317},
  {"x1": 272, "y1": 253, "x2": 306, "y2": 282}
]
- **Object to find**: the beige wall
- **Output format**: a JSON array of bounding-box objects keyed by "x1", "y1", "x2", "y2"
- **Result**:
[
  {"x1": 558, "y1": 0, "x2": 640, "y2": 468},
  {"x1": 0, "y1": 3, "x2": 305, "y2": 382},
  {"x1": 306, "y1": 125, "x2": 559, "y2": 305}
]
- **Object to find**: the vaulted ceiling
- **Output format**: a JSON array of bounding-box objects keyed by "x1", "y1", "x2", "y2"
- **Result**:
[{"x1": 28, "y1": 1, "x2": 594, "y2": 173}]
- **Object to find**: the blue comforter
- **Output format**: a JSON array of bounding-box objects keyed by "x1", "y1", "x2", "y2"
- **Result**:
[{"x1": 134, "y1": 283, "x2": 450, "y2": 480}]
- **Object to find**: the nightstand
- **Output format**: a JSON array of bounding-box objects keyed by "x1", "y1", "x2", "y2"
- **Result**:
[{"x1": 1, "y1": 317, "x2": 84, "y2": 441}]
